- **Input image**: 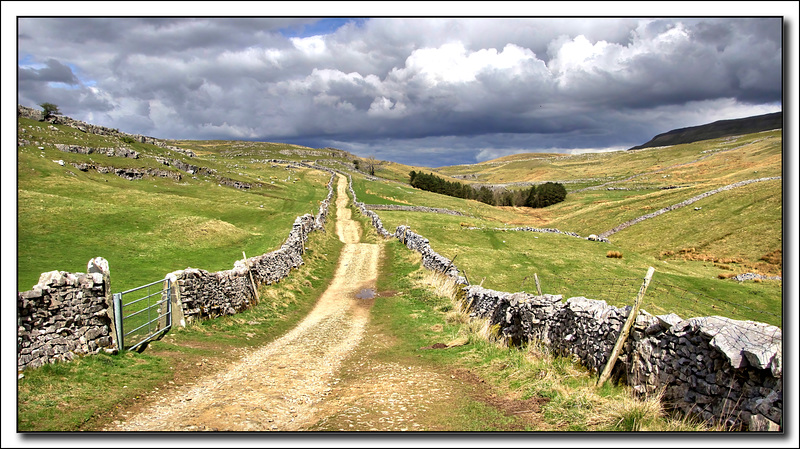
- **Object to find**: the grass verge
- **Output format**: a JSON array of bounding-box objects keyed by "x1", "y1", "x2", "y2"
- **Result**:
[{"x1": 361, "y1": 239, "x2": 714, "y2": 431}]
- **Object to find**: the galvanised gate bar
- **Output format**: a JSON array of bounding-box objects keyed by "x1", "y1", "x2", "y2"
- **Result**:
[{"x1": 113, "y1": 278, "x2": 172, "y2": 351}]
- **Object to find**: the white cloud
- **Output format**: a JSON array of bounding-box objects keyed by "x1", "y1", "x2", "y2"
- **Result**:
[
  {"x1": 218, "y1": 47, "x2": 285, "y2": 70},
  {"x1": 290, "y1": 35, "x2": 327, "y2": 55},
  {"x1": 12, "y1": 16, "x2": 785, "y2": 166},
  {"x1": 392, "y1": 42, "x2": 540, "y2": 87},
  {"x1": 367, "y1": 96, "x2": 407, "y2": 117}
]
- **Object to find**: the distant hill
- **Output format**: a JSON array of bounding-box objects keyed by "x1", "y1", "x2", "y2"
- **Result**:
[{"x1": 628, "y1": 111, "x2": 782, "y2": 150}]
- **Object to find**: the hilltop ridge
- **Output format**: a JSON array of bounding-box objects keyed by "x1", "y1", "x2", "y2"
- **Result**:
[{"x1": 628, "y1": 111, "x2": 782, "y2": 150}]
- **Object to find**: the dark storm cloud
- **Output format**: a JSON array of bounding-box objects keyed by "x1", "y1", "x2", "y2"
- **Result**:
[
  {"x1": 15, "y1": 13, "x2": 784, "y2": 166},
  {"x1": 17, "y1": 58, "x2": 79, "y2": 85}
]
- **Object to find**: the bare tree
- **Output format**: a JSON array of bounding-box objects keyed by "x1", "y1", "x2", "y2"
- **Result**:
[{"x1": 365, "y1": 155, "x2": 379, "y2": 176}]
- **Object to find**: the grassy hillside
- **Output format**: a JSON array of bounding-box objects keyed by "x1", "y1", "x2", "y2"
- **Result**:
[
  {"x1": 434, "y1": 130, "x2": 781, "y2": 188},
  {"x1": 349, "y1": 129, "x2": 783, "y2": 327},
  {"x1": 17, "y1": 118, "x2": 338, "y2": 292},
  {"x1": 629, "y1": 111, "x2": 782, "y2": 150},
  {"x1": 17, "y1": 113, "x2": 782, "y2": 326}
]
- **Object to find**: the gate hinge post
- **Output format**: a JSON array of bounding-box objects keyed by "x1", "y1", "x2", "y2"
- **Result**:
[{"x1": 112, "y1": 292, "x2": 124, "y2": 351}]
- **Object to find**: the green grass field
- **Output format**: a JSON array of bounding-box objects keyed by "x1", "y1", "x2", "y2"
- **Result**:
[
  {"x1": 346, "y1": 129, "x2": 782, "y2": 328},
  {"x1": 17, "y1": 118, "x2": 334, "y2": 293},
  {"x1": 19, "y1": 113, "x2": 782, "y2": 324},
  {"x1": 16, "y1": 113, "x2": 782, "y2": 431}
]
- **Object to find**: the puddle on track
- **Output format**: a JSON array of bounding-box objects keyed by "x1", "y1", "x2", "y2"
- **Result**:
[{"x1": 355, "y1": 288, "x2": 376, "y2": 299}]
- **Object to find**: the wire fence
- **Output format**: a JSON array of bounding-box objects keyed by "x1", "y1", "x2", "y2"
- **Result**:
[{"x1": 522, "y1": 271, "x2": 782, "y2": 334}]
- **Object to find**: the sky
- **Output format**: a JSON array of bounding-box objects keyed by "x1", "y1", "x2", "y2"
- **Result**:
[
  {"x1": 3, "y1": 4, "x2": 800, "y2": 448},
  {"x1": 8, "y1": 3, "x2": 791, "y2": 167}
]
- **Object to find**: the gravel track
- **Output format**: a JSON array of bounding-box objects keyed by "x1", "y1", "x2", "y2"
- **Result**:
[{"x1": 105, "y1": 175, "x2": 385, "y2": 431}]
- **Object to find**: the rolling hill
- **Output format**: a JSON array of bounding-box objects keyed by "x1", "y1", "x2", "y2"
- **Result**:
[{"x1": 17, "y1": 105, "x2": 783, "y2": 326}]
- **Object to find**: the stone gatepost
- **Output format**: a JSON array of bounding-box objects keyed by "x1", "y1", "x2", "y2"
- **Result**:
[
  {"x1": 87, "y1": 257, "x2": 117, "y2": 352},
  {"x1": 166, "y1": 271, "x2": 187, "y2": 328}
]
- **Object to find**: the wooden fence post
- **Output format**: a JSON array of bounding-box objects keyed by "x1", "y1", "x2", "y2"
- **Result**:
[
  {"x1": 444, "y1": 254, "x2": 458, "y2": 275},
  {"x1": 243, "y1": 251, "x2": 260, "y2": 306},
  {"x1": 534, "y1": 273, "x2": 542, "y2": 296},
  {"x1": 596, "y1": 266, "x2": 655, "y2": 387}
]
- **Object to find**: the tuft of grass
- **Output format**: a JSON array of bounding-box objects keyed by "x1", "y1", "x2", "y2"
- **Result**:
[{"x1": 606, "y1": 250, "x2": 623, "y2": 259}]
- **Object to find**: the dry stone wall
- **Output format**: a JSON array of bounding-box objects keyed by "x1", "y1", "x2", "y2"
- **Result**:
[
  {"x1": 381, "y1": 220, "x2": 782, "y2": 431},
  {"x1": 364, "y1": 204, "x2": 465, "y2": 216},
  {"x1": 394, "y1": 226, "x2": 468, "y2": 286},
  {"x1": 169, "y1": 173, "x2": 335, "y2": 323},
  {"x1": 598, "y1": 177, "x2": 781, "y2": 239},
  {"x1": 18, "y1": 172, "x2": 336, "y2": 370},
  {"x1": 17, "y1": 258, "x2": 116, "y2": 371},
  {"x1": 458, "y1": 282, "x2": 782, "y2": 431},
  {"x1": 347, "y1": 175, "x2": 392, "y2": 238}
]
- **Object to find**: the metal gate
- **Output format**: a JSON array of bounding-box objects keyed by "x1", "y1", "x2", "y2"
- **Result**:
[{"x1": 112, "y1": 278, "x2": 172, "y2": 351}]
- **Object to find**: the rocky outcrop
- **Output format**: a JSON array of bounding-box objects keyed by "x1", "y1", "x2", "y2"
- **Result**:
[
  {"x1": 155, "y1": 157, "x2": 216, "y2": 176},
  {"x1": 54, "y1": 143, "x2": 140, "y2": 159},
  {"x1": 18, "y1": 104, "x2": 195, "y2": 157},
  {"x1": 217, "y1": 177, "x2": 262, "y2": 190}
]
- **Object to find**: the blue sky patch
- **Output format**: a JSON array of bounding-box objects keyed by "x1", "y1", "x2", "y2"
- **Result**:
[{"x1": 279, "y1": 18, "x2": 367, "y2": 38}]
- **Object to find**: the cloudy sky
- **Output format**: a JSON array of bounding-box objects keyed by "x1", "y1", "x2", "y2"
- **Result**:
[{"x1": 9, "y1": 4, "x2": 790, "y2": 167}]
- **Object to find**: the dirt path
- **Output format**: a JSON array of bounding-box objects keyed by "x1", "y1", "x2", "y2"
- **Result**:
[
  {"x1": 103, "y1": 174, "x2": 547, "y2": 432},
  {"x1": 105, "y1": 175, "x2": 384, "y2": 431}
]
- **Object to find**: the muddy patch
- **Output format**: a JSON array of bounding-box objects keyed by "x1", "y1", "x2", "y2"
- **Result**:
[
  {"x1": 451, "y1": 367, "x2": 550, "y2": 427},
  {"x1": 420, "y1": 343, "x2": 449, "y2": 350}
]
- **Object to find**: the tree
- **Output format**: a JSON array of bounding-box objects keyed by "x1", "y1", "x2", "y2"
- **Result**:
[
  {"x1": 524, "y1": 185, "x2": 538, "y2": 208},
  {"x1": 365, "y1": 155, "x2": 379, "y2": 176},
  {"x1": 527, "y1": 182, "x2": 567, "y2": 208},
  {"x1": 39, "y1": 102, "x2": 62, "y2": 120},
  {"x1": 476, "y1": 186, "x2": 495, "y2": 205}
]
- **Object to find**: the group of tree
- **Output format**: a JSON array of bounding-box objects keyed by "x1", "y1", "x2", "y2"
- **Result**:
[
  {"x1": 353, "y1": 155, "x2": 379, "y2": 176},
  {"x1": 408, "y1": 171, "x2": 566, "y2": 208}
]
